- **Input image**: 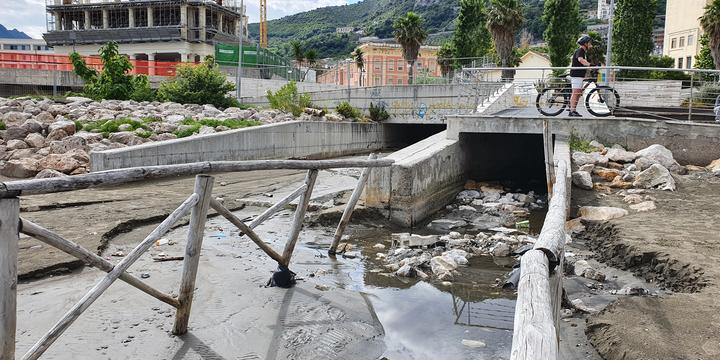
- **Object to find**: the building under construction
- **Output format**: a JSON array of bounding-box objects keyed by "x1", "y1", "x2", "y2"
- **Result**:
[{"x1": 43, "y1": 0, "x2": 248, "y2": 64}]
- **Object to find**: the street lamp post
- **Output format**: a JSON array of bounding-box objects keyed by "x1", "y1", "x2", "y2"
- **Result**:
[
  {"x1": 604, "y1": 0, "x2": 615, "y2": 85},
  {"x1": 236, "y1": 0, "x2": 244, "y2": 100}
]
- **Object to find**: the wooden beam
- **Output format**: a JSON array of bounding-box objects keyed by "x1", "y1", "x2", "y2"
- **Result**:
[
  {"x1": 248, "y1": 184, "x2": 307, "y2": 229},
  {"x1": 328, "y1": 154, "x2": 376, "y2": 255},
  {"x1": 0, "y1": 159, "x2": 394, "y2": 198},
  {"x1": 21, "y1": 194, "x2": 198, "y2": 360},
  {"x1": 534, "y1": 160, "x2": 569, "y2": 266},
  {"x1": 20, "y1": 219, "x2": 180, "y2": 308},
  {"x1": 280, "y1": 169, "x2": 318, "y2": 267},
  {"x1": 510, "y1": 250, "x2": 558, "y2": 360},
  {"x1": 210, "y1": 199, "x2": 284, "y2": 264},
  {"x1": 0, "y1": 198, "x2": 19, "y2": 360},
  {"x1": 172, "y1": 175, "x2": 214, "y2": 335},
  {"x1": 543, "y1": 119, "x2": 554, "y2": 196}
]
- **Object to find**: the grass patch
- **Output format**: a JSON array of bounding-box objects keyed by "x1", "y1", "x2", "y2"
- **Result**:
[
  {"x1": 79, "y1": 118, "x2": 151, "y2": 138},
  {"x1": 174, "y1": 118, "x2": 262, "y2": 138},
  {"x1": 0, "y1": 121, "x2": 6, "y2": 131},
  {"x1": 336, "y1": 101, "x2": 364, "y2": 120},
  {"x1": 569, "y1": 132, "x2": 597, "y2": 153}
]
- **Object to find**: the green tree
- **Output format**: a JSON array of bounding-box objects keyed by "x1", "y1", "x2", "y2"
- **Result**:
[
  {"x1": 487, "y1": 0, "x2": 524, "y2": 80},
  {"x1": 393, "y1": 12, "x2": 428, "y2": 85},
  {"x1": 70, "y1": 42, "x2": 153, "y2": 101},
  {"x1": 437, "y1": 41, "x2": 456, "y2": 79},
  {"x1": 290, "y1": 40, "x2": 305, "y2": 65},
  {"x1": 542, "y1": 0, "x2": 581, "y2": 69},
  {"x1": 303, "y1": 49, "x2": 318, "y2": 81},
  {"x1": 586, "y1": 31, "x2": 607, "y2": 66},
  {"x1": 699, "y1": 0, "x2": 720, "y2": 70},
  {"x1": 157, "y1": 57, "x2": 237, "y2": 109},
  {"x1": 453, "y1": 0, "x2": 492, "y2": 66},
  {"x1": 696, "y1": 34, "x2": 716, "y2": 70},
  {"x1": 352, "y1": 48, "x2": 365, "y2": 86},
  {"x1": 613, "y1": 0, "x2": 656, "y2": 72}
]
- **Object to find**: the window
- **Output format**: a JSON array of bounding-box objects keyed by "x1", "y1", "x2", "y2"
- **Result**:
[
  {"x1": 686, "y1": 56, "x2": 692, "y2": 69},
  {"x1": 671, "y1": 38, "x2": 677, "y2": 49},
  {"x1": 397, "y1": 62, "x2": 403, "y2": 71},
  {"x1": 679, "y1": 37, "x2": 685, "y2": 47},
  {"x1": 373, "y1": 76, "x2": 381, "y2": 85},
  {"x1": 688, "y1": 34, "x2": 694, "y2": 46},
  {"x1": 678, "y1": 57, "x2": 683, "y2": 68},
  {"x1": 388, "y1": 60, "x2": 394, "y2": 71}
]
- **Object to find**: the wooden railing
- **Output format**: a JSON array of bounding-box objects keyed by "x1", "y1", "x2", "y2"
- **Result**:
[
  {"x1": 0, "y1": 156, "x2": 392, "y2": 360},
  {"x1": 510, "y1": 158, "x2": 569, "y2": 360}
]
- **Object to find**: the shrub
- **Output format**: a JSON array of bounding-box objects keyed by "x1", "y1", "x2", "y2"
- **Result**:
[
  {"x1": 70, "y1": 42, "x2": 155, "y2": 101},
  {"x1": 266, "y1": 81, "x2": 312, "y2": 116},
  {"x1": 569, "y1": 133, "x2": 596, "y2": 153},
  {"x1": 368, "y1": 102, "x2": 390, "y2": 122},
  {"x1": 80, "y1": 118, "x2": 151, "y2": 137},
  {"x1": 174, "y1": 118, "x2": 262, "y2": 138},
  {"x1": 695, "y1": 83, "x2": 720, "y2": 106},
  {"x1": 157, "y1": 57, "x2": 237, "y2": 109},
  {"x1": 0, "y1": 121, "x2": 5, "y2": 130},
  {"x1": 336, "y1": 101, "x2": 364, "y2": 120}
]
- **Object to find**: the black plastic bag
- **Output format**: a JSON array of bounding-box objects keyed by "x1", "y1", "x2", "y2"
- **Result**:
[{"x1": 266, "y1": 265, "x2": 297, "y2": 288}]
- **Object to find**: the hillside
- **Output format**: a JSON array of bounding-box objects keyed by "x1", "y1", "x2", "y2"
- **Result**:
[
  {"x1": 247, "y1": 0, "x2": 609, "y2": 59},
  {"x1": 0, "y1": 24, "x2": 31, "y2": 39}
]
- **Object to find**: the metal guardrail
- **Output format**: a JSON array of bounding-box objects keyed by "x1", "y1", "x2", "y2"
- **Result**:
[{"x1": 0, "y1": 157, "x2": 392, "y2": 359}]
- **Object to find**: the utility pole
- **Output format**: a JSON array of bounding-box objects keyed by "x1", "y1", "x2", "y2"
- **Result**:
[
  {"x1": 604, "y1": 0, "x2": 615, "y2": 85},
  {"x1": 236, "y1": 0, "x2": 244, "y2": 100}
]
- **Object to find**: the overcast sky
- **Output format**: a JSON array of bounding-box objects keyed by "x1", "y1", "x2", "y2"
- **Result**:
[{"x1": 1, "y1": 0, "x2": 362, "y2": 39}]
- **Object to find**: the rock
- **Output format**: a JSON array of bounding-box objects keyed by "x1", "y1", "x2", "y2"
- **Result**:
[
  {"x1": 634, "y1": 144, "x2": 685, "y2": 174},
  {"x1": 578, "y1": 206, "x2": 629, "y2": 221},
  {"x1": 373, "y1": 243, "x2": 386, "y2": 249},
  {"x1": 3, "y1": 126, "x2": 30, "y2": 141},
  {"x1": 150, "y1": 133, "x2": 178, "y2": 142},
  {"x1": 630, "y1": 201, "x2": 656, "y2": 212},
  {"x1": 572, "y1": 171, "x2": 593, "y2": 190},
  {"x1": 74, "y1": 131, "x2": 104, "y2": 143},
  {"x1": 325, "y1": 113, "x2": 344, "y2": 122},
  {"x1": 427, "y1": 219, "x2": 467, "y2": 232},
  {"x1": 6, "y1": 139, "x2": 28, "y2": 151},
  {"x1": 592, "y1": 167, "x2": 621, "y2": 181},
  {"x1": 606, "y1": 148, "x2": 637, "y2": 163},
  {"x1": 449, "y1": 232, "x2": 462, "y2": 239},
  {"x1": 583, "y1": 268, "x2": 606, "y2": 282},
  {"x1": 458, "y1": 205, "x2": 477, "y2": 212},
  {"x1": 430, "y1": 256, "x2": 457, "y2": 280},
  {"x1": 623, "y1": 194, "x2": 644, "y2": 204},
  {"x1": 395, "y1": 264, "x2": 416, "y2": 277},
  {"x1": 572, "y1": 152, "x2": 609, "y2": 167},
  {"x1": 461, "y1": 340, "x2": 486, "y2": 348},
  {"x1": 392, "y1": 233, "x2": 440, "y2": 247},
  {"x1": 573, "y1": 260, "x2": 591, "y2": 277},
  {"x1": 35, "y1": 169, "x2": 67, "y2": 179},
  {"x1": 66, "y1": 96, "x2": 93, "y2": 104},
  {"x1": 20, "y1": 119, "x2": 44, "y2": 134},
  {"x1": 164, "y1": 114, "x2": 185, "y2": 123},
  {"x1": 24, "y1": 133, "x2": 45, "y2": 148},
  {"x1": 633, "y1": 164, "x2": 676, "y2": 191},
  {"x1": 48, "y1": 120, "x2": 76, "y2": 135},
  {"x1": 1, "y1": 158, "x2": 40, "y2": 178},
  {"x1": 151, "y1": 122, "x2": 178, "y2": 134},
  {"x1": 35, "y1": 111, "x2": 54, "y2": 123},
  {"x1": 65, "y1": 148, "x2": 90, "y2": 163},
  {"x1": 490, "y1": 242, "x2": 511, "y2": 257},
  {"x1": 443, "y1": 249, "x2": 469, "y2": 266},
  {"x1": 109, "y1": 132, "x2": 144, "y2": 146},
  {"x1": 457, "y1": 190, "x2": 481, "y2": 202},
  {"x1": 2, "y1": 111, "x2": 31, "y2": 124},
  {"x1": 199, "y1": 126, "x2": 216, "y2": 135},
  {"x1": 117, "y1": 123, "x2": 133, "y2": 131},
  {"x1": 707, "y1": 159, "x2": 720, "y2": 172},
  {"x1": 46, "y1": 129, "x2": 69, "y2": 141},
  {"x1": 47, "y1": 105, "x2": 68, "y2": 116},
  {"x1": 6, "y1": 148, "x2": 37, "y2": 160},
  {"x1": 565, "y1": 218, "x2": 586, "y2": 235},
  {"x1": 38, "y1": 153, "x2": 84, "y2": 174},
  {"x1": 578, "y1": 164, "x2": 595, "y2": 172},
  {"x1": 589, "y1": 140, "x2": 605, "y2": 150},
  {"x1": 622, "y1": 173, "x2": 635, "y2": 182},
  {"x1": 48, "y1": 136, "x2": 86, "y2": 154},
  {"x1": 609, "y1": 176, "x2": 634, "y2": 189}
]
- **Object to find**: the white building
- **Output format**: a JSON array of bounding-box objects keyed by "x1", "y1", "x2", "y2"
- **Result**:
[
  {"x1": 597, "y1": 0, "x2": 615, "y2": 20},
  {"x1": 0, "y1": 38, "x2": 53, "y2": 53}
]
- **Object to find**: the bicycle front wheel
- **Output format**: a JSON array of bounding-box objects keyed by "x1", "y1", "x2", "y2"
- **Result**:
[
  {"x1": 585, "y1": 87, "x2": 620, "y2": 117},
  {"x1": 536, "y1": 88, "x2": 567, "y2": 116}
]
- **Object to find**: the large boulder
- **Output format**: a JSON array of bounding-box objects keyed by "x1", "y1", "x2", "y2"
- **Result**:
[
  {"x1": 2, "y1": 126, "x2": 30, "y2": 141},
  {"x1": 48, "y1": 119, "x2": 76, "y2": 135},
  {"x1": 6, "y1": 139, "x2": 29, "y2": 151},
  {"x1": 38, "y1": 153, "x2": 84, "y2": 174},
  {"x1": 150, "y1": 133, "x2": 178, "y2": 142},
  {"x1": 20, "y1": 119, "x2": 44, "y2": 134},
  {"x1": 572, "y1": 171, "x2": 593, "y2": 190},
  {"x1": 430, "y1": 255, "x2": 458, "y2": 280},
  {"x1": 634, "y1": 144, "x2": 685, "y2": 174},
  {"x1": 224, "y1": 108, "x2": 253, "y2": 119},
  {"x1": 46, "y1": 128, "x2": 69, "y2": 141},
  {"x1": 164, "y1": 114, "x2": 185, "y2": 123},
  {"x1": 707, "y1": 158, "x2": 720, "y2": 172},
  {"x1": 48, "y1": 136, "x2": 86, "y2": 154},
  {"x1": 35, "y1": 168, "x2": 68, "y2": 179},
  {"x1": 633, "y1": 163, "x2": 676, "y2": 191},
  {"x1": 606, "y1": 148, "x2": 637, "y2": 163},
  {"x1": 592, "y1": 167, "x2": 622, "y2": 181},
  {"x1": 1, "y1": 158, "x2": 40, "y2": 178},
  {"x1": 73, "y1": 131, "x2": 104, "y2": 143},
  {"x1": 109, "y1": 131, "x2": 144, "y2": 146},
  {"x1": 24, "y1": 133, "x2": 46, "y2": 148},
  {"x1": 572, "y1": 152, "x2": 609, "y2": 167},
  {"x1": 2, "y1": 111, "x2": 32, "y2": 124},
  {"x1": 47, "y1": 104, "x2": 68, "y2": 116},
  {"x1": 579, "y1": 206, "x2": 629, "y2": 221},
  {"x1": 35, "y1": 111, "x2": 55, "y2": 123}
]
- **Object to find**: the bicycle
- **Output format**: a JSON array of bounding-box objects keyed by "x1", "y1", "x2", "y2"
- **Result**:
[{"x1": 535, "y1": 69, "x2": 620, "y2": 117}]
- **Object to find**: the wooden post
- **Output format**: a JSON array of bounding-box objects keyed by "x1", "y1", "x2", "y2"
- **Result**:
[
  {"x1": 543, "y1": 119, "x2": 554, "y2": 196},
  {"x1": 173, "y1": 175, "x2": 214, "y2": 335},
  {"x1": 248, "y1": 184, "x2": 307, "y2": 229},
  {"x1": 328, "y1": 154, "x2": 376, "y2": 255},
  {"x1": 20, "y1": 219, "x2": 180, "y2": 308},
  {"x1": 22, "y1": 194, "x2": 198, "y2": 360},
  {"x1": 281, "y1": 170, "x2": 318, "y2": 267},
  {"x1": 0, "y1": 198, "x2": 19, "y2": 360}
]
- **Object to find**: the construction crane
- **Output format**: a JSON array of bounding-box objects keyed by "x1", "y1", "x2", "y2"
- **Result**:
[{"x1": 260, "y1": 0, "x2": 268, "y2": 48}]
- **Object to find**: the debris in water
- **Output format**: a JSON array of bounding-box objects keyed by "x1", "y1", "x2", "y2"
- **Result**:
[
  {"x1": 140, "y1": 273, "x2": 151, "y2": 279},
  {"x1": 461, "y1": 339, "x2": 487, "y2": 348}
]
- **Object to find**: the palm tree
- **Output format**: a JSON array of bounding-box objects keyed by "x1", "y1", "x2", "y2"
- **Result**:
[
  {"x1": 352, "y1": 48, "x2": 365, "y2": 86},
  {"x1": 393, "y1": 12, "x2": 428, "y2": 85},
  {"x1": 302, "y1": 49, "x2": 318, "y2": 82},
  {"x1": 290, "y1": 40, "x2": 305, "y2": 66},
  {"x1": 487, "y1": 0, "x2": 524, "y2": 80},
  {"x1": 700, "y1": 0, "x2": 720, "y2": 70},
  {"x1": 437, "y1": 41, "x2": 456, "y2": 81}
]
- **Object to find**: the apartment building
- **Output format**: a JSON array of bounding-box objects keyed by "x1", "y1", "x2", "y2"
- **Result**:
[{"x1": 663, "y1": 0, "x2": 711, "y2": 69}]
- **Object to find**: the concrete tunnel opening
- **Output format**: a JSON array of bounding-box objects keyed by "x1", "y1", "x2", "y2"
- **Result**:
[
  {"x1": 383, "y1": 123, "x2": 447, "y2": 149},
  {"x1": 460, "y1": 132, "x2": 549, "y2": 195}
]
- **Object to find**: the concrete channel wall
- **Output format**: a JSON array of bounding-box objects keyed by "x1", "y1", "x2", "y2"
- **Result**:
[
  {"x1": 90, "y1": 121, "x2": 384, "y2": 171},
  {"x1": 447, "y1": 116, "x2": 720, "y2": 166},
  {"x1": 364, "y1": 131, "x2": 466, "y2": 227}
]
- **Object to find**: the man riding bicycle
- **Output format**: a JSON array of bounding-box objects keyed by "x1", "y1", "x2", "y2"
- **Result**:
[{"x1": 569, "y1": 35, "x2": 593, "y2": 117}]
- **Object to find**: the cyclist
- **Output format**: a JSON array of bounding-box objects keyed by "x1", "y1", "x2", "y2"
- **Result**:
[{"x1": 569, "y1": 35, "x2": 593, "y2": 117}]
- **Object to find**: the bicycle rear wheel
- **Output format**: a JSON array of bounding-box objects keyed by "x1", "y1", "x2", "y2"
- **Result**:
[
  {"x1": 585, "y1": 87, "x2": 620, "y2": 117},
  {"x1": 536, "y1": 88, "x2": 567, "y2": 116}
]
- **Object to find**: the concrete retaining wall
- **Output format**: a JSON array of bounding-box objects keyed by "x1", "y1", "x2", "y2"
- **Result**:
[
  {"x1": 364, "y1": 131, "x2": 466, "y2": 227},
  {"x1": 447, "y1": 115, "x2": 720, "y2": 165},
  {"x1": 90, "y1": 121, "x2": 384, "y2": 171}
]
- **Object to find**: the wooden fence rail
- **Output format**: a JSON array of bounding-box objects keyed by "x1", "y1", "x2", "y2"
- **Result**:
[
  {"x1": 0, "y1": 157, "x2": 390, "y2": 360},
  {"x1": 510, "y1": 159, "x2": 569, "y2": 360}
]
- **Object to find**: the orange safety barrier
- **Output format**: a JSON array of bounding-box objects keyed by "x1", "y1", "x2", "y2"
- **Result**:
[{"x1": 0, "y1": 52, "x2": 182, "y2": 76}]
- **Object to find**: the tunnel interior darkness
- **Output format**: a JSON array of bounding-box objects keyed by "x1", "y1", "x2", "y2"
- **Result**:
[
  {"x1": 460, "y1": 133, "x2": 549, "y2": 195},
  {"x1": 383, "y1": 124, "x2": 447, "y2": 149}
]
